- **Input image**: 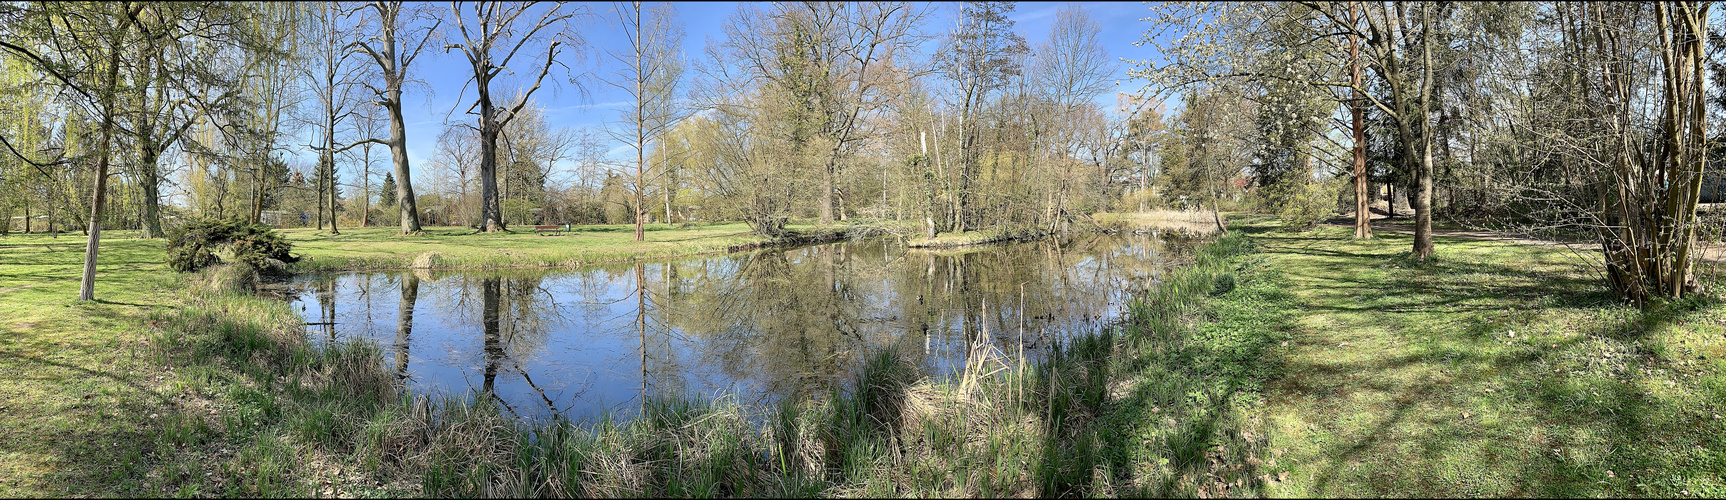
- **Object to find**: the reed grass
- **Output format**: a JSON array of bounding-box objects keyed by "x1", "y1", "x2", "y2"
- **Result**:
[{"x1": 1096, "y1": 209, "x2": 1226, "y2": 236}]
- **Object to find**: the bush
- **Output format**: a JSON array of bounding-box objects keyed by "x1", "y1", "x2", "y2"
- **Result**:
[
  {"x1": 1262, "y1": 177, "x2": 1343, "y2": 231},
  {"x1": 166, "y1": 218, "x2": 299, "y2": 274}
]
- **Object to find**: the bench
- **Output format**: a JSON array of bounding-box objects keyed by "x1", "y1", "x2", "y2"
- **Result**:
[{"x1": 533, "y1": 225, "x2": 562, "y2": 231}]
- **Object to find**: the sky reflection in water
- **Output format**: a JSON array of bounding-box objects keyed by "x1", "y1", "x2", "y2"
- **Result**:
[{"x1": 288, "y1": 232, "x2": 1195, "y2": 422}]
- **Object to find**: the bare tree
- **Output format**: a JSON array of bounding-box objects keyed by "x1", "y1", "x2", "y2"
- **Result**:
[
  {"x1": 347, "y1": 101, "x2": 386, "y2": 227},
  {"x1": 605, "y1": 1, "x2": 683, "y2": 241},
  {"x1": 938, "y1": 1, "x2": 1028, "y2": 233},
  {"x1": 445, "y1": 0, "x2": 581, "y2": 233},
  {"x1": 350, "y1": 0, "x2": 440, "y2": 234},
  {"x1": 1348, "y1": 1, "x2": 1371, "y2": 239},
  {"x1": 298, "y1": 0, "x2": 366, "y2": 235},
  {"x1": 1033, "y1": 4, "x2": 1114, "y2": 233}
]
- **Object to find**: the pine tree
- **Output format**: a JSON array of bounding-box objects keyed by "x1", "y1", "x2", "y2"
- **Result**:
[{"x1": 380, "y1": 172, "x2": 397, "y2": 207}]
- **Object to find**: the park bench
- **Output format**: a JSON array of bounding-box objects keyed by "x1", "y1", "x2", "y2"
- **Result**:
[{"x1": 533, "y1": 224, "x2": 568, "y2": 232}]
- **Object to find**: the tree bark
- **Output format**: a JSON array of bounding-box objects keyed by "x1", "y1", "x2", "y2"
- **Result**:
[
  {"x1": 139, "y1": 150, "x2": 163, "y2": 238},
  {"x1": 1351, "y1": 1, "x2": 1372, "y2": 239},
  {"x1": 387, "y1": 100, "x2": 421, "y2": 233},
  {"x1": 1412, "y1": 0, "x2": 1434, "y2": 259},
  {"x1": 478, "y1": 76, "x2": 504, "y2": 232},
  {"x1": 79, "y1": 9, "x2": 132, "y2": 302}
]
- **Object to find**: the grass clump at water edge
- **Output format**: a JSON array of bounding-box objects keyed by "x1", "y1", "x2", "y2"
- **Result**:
[{"x1": 75, "y1": 223, "x2": 1267, "y2": 497}]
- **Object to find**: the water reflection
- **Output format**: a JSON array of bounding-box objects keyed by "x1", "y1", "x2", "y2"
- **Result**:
[{"x1": 288, "y1": 232, "x2": 1196, "y2": 422}]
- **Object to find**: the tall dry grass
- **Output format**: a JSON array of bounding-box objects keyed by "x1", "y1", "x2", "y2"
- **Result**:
[{"x1": 1102, "y1": 210, "x2": 1226, "y2": 236}]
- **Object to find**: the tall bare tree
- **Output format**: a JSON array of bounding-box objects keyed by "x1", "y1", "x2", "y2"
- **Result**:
[
  {"x1": 938, "y1": 1, "x2": 1027, "y2": 233},
  {"x1": 298, "y1": 0, "x2": 366, "y2": 235},
  {"x1": 446, "y1": 0, "x2": 580, "y2": 233},
  {"x1": 605, "y1": 1, "x2": 683, "y2": 241},
  {"x1": 1033, "y1": 4, "x2": 1113, "y2": 233},
  {"x1": 351, "y1": 1, "x2": 440, "y2": 234}
]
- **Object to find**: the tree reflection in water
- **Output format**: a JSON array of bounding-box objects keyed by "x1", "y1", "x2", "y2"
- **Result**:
[{"x1": 289, "y1": 232, "x2": 1194, "y2": 422}]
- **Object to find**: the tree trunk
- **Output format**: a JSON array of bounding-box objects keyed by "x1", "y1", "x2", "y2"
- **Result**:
[
  {"x1": 1209, "y1": 183, "x2": 1228, "y2": 236},
  {"x1": 361, "y1": 146, "x2": 371, "y2": 228},
  {"x1": 388, "y1": 99, "x2": 421, "y2": 233},
  {"x1": 326, "y1": 150, "x2": 340, "y2": 235},
  {"x1": 249, "y1": 163, "x2": 263, "y2": 225},
  {"x1": 1351, "y1": 0, "x2": 1372, "y2": 239},
  {"x1": 140, "y1": 150, "x2": 163, "y2": 238},
  {"x1": 820, "y1": 159, "x2": 834, "y2": 225},
  {"x1": 79, "y1": 30, "x2": 124, "y2": 302},
  {"x1": 476, "y1": 71, "x2": 505, "y2": 233},
  {"x1": 1412, "y1": 0, "x2": 1434, "y2": 259},
  {"x1": 634, "y1": 11, "x2": 647, "y2": 242}
]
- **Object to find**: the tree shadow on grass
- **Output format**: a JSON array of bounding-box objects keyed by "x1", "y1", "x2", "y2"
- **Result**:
[
  {"x1": 1246, "y1": 225, "x2": 1721, "y2": 497},
  {"x1": 0, "y1": 332, "x2": 189, "y2": 496}
]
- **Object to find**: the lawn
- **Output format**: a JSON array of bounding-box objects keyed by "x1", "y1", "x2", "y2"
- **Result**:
[
  {"x1": 0, "y1": 221, "x2": 856, "y2": 496},
  {"x1": 1222, "y1": 217, "x2": 1726, "y2": 497},
  {"x1": 0, "y1": 231, "x2": 179, "y2": 496},
  {"x1": 279, "y1": 222, "x2": 783, "y2": 271},
  {"x1": 6, "y1": 215, "x2": 1726, "y2": 497}
]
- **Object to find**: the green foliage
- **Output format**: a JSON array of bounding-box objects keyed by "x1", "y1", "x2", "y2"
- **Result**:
[
  {"x1": 503, "y1": 197, "x2": 542, "y2": 226},
  {"x1": 379, "y1": 172, "x2": 397, "y2": 207},
  {"x1": 165, "y1": 218, "x2": 298, "y2": 274},
  {"x1": 1261, "y1": 176, "x2": 1343, "y2": 231}
]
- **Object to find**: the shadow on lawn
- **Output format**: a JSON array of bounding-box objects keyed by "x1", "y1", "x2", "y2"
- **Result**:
[{"x1": 1242, "y1": 222, "x2": 1723, "y2": 497}]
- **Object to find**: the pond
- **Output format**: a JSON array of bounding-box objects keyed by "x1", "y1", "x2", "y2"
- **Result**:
[{"x1": 285, "y1": 231, "x2": 1198, "y2": 422}]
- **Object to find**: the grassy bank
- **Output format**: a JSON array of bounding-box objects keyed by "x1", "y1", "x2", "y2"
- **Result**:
[
  {"x1": 905, "y1": 226, "x2": 1049, "y2": 249},
  {"x1": 280, "y1": 222, "x2": 894, "y2": 272},
  {"x1": 0, "y1": 219, "x2": 1272, "y2": 497},
  {"x1": 13, "y1": 213, "x2": 1724, "y2": 497},
  {"x1": 1095, "y1": 209, "x2": 1225, "y2": 236},
  {"x1": 0, "y1": 231, "x2": 182, "y2": 496},
  {"x1": 0, "y1": 221, "x2": 886, "y2": 496}
]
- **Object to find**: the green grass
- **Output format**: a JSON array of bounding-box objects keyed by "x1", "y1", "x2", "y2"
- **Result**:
[
  {"x1": 0, "y1": 230, "x2": 183, "y2": 497},
  {"x1": 1224, "y1": 216, "x2": 1726, "y2": 497},
  {"x1": 0, "y1": 221, "x2": 876, "y2": 497},
  {"x1": 11, "y1": 214, "x2": 1726, "y2": 497},
  {"x1": 280, "y1": 222, "x2": 791, "y2": 271}
]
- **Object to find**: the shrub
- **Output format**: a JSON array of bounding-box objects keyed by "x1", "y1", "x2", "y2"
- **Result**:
[
  {"x1": 166, "y1": 218, "x2": 299, "y2": 274},
  {"x1": 1262, "y1": 177, "x2": 1343, "y2": 231}
]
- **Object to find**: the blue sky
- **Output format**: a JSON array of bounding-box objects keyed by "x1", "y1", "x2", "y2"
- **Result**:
[{"x1": 335, "y1": 1, "x2": 1163, "y2": 195}]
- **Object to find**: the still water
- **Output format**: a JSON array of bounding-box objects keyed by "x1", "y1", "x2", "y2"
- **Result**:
[{"x1": 286, "y1": 232, "x2": 1196, "y2": 422}]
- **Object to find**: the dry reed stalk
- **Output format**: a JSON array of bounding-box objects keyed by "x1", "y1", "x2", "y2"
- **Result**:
[{"x1": 1114, "y1": 210, "x2": 1224, "y2": 235}]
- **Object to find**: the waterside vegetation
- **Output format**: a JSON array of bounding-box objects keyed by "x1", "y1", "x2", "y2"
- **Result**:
[
  {"x1": 277, "y1": 222, "x2": 903, "y2": 272},
  {"x1": 14, "y1": 212, "x2": 1726, "y2": 496}
]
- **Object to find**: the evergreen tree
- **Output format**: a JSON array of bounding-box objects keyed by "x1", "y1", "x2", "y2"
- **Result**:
[{"x1": 380, "y1": 172, "x2": 397, "y2": 207}]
